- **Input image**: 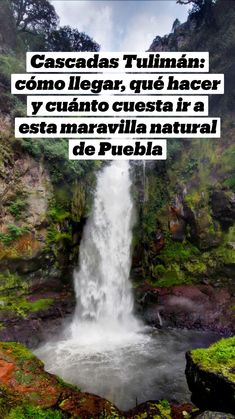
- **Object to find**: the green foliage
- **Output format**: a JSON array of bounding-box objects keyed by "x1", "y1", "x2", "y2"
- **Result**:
[
  {"x1": 99, "y1": 410, "x2": 123, "y2": 419},
  {"x1": 223, "y1": 174, "x2": 235, "y2": 192},
  {"x1": 150, "y1": 240, "x2": 206, "y2": 286},
  {"x1": 7, "y1": 405, "x2": 63, "y2": 419},
  {"x1": 47, "y1": 202, "x2": 70, "y2": 223},
  {"x1": 221, "y1": 145, "x2": 235, "y2": 168},
  {"x1": 20, "y1": 138, "x2": 100, "y2": 185},
  {"x1": 166, "y1": 139, "x2": 183, "y2": 162},
  {"x1": 0, "y1": 54, "x2": 24, "y2": 81},
  {"x1": 212, "y1": 244, "x2": 235, "y2": 265},
  {"x1": 151, "y1": 263, "x2": 187, "y2": 287},
  {"x1": 46, "y1": 25, "x2": 100, "y2": 51},
  {"x1": 45, "y1": 225, "x2": 72, "y2": 249},
  {"x1": 159, "y1": 240, "x2": 200, "y2": 262},
  {"x1": 0, "y1": 225, "x2": 29, "y2": 246},
  {"x1": 182, "y1": 159, "x2": 198, "y2": 177},
  {"x1": 8, "y1": 196, "x2": 28, "y2": 220},
  {"x1": 155, "y1": 400, "x2": 172, "y2": 419},
  {"x1": 191, "y1": 337, "x2": 235, "y2": 382},
  {"x1": 11, "y1": 0, "x2": 58, "y2": 34},
  {"x1": 185, "y1": 191, "x2": 203, "y2": 209}
]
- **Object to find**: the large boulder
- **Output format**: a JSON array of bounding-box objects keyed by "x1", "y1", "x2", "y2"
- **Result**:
[
  {"x1": 135, "y1": 284, "x2": 235, "y2": 335},
  {"x1": 185, "y1": 337, "x2": 235, "y2": 414},
  {"x1": 0, "y1": 342, "x2": 121, "y2": 418}
]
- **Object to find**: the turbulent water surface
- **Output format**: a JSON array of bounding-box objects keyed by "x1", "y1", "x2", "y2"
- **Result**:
[
  {"x1": 35, "y1": 161, "x2": 219, "y2": 410},
  {"x1": 36, "y1": 328, "x2": 218, "y2": 410}
]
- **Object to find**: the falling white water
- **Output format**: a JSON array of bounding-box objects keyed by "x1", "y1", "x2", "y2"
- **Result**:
[
  {"x1": 35, "y1": 160, "x2": 219, "y2": 410},
  {"x1": 70, "y1": 160, "x2": 141, "y2": 344}
]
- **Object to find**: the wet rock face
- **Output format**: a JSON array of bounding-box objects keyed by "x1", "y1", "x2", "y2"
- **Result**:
[
  {"x1": 0, "y1": 289, "x2": 75, "y2": 348},
  {"x1": 135, "y1": 284, "x2": 235, "y2": 335},
  {"x1": 185, "y1": 339, "x2": 235, "y2": 415},
  {"x1": 169, "y1": 196, "x2": 187, "y2": 242},
  {"x1": 211, "y1": 191, "x2": 235, "y2": 229}
]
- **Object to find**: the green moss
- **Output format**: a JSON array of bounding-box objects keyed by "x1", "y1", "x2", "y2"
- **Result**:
[
  {"x1": 130, "y1": 401, "x2": 172, "y2": 419},
  {"x1": 150, "y1": 239, "x2": 206, "y2": 286},
  {"x1": 191, "y1": 337, "x2": 235, "y2": 382},
  {"x1": 0, "y1": 297, "x2": 54, "y2": 317},
  {"x1": 220, "y1": 144, "x2": 235, "y2": 170},
  {"x1": 212, "y1": 245, "x2": 235, "y2": 265},
  {"x1": 15, "y1": 370, "x2": 34, "y2": 386},
  {"x1": 0, "y1": 272, "x2": 28, "y2": 294},
  {"x1": 159, "y1": 241, "x2": 200, "y2": 262},
  {"x1": 184, "y1": 260, "x2": 207, "y2": 275},
  {"x1": 0, "y1": 342, "x2": 37, "y2": 362},
  {"x1": 185, "y1": 191, "x2": 202, "y2": 209},
  {"x1": 223, "y1": 174, "x2": 235, "y2": 192},
  {"x1": 155, "y1": 400, "x2": 172, "y2": 419},
  {"x1": 151, "y1": 263, "x2": 186, "y2": 287},
  {"x1": 99, "y1": 410, "x2": 124, "y2": 419},
  {"x1": 56, "y1": 375, "x2": 80, "y2": 392},
  {"x1": 26, "y1": 298, "x2": 54, "y2": 313},
  {"x1": 7, "y1": 405, "x2": 63, "y2": 419}
]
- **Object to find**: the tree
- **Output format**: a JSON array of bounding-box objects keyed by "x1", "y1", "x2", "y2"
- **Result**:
[
  {"x1": 10, "y1": 0, "x2": 58, "y2": 34},
  {"x1": 0, "y1": 0, "x2": 17, "y2": 50},
  {"x1": 177, "y1": 0, "x2": 217, "y2": 26},
  {"x1": 47, "y1": 26, "x2": 100, "y2": 52}
]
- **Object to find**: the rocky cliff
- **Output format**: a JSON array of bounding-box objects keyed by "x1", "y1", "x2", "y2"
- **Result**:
[
  {"x1": 0, "y1": 1, "x2": 102, "y2": 343},
  {"x1": 131, "y1": 0, "x2": 235, "y2": 306}
]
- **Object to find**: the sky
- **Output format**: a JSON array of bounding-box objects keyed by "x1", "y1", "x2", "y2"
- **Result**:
[{"x1": 51, "y1": 1, "x2": 190, "y2": 51}]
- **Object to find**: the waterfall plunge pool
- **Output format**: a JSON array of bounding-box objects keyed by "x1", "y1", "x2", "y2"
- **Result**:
[{"x1": 35, "y1": 327, "x2": 219, "y2": 411}]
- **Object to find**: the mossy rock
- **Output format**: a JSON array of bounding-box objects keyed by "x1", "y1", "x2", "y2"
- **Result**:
[
  {"x1": 0, "y1": 342, "x2": 121, "y2": 418},
  {"x1": 185, "y1": 337, "x2": 235, "y2": 414}
]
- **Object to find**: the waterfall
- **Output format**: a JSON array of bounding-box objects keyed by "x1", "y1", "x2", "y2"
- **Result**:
[{"x1": 70, "y1": 160, "x2": 141, "y2": 342}]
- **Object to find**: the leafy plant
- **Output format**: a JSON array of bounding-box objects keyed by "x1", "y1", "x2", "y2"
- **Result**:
[
  {"x1": 0, "y1": 224, "x2": 29, "y2": 246},
  {"x1": 8, "y1": 196, "x2": 28, "y2": 220}
]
